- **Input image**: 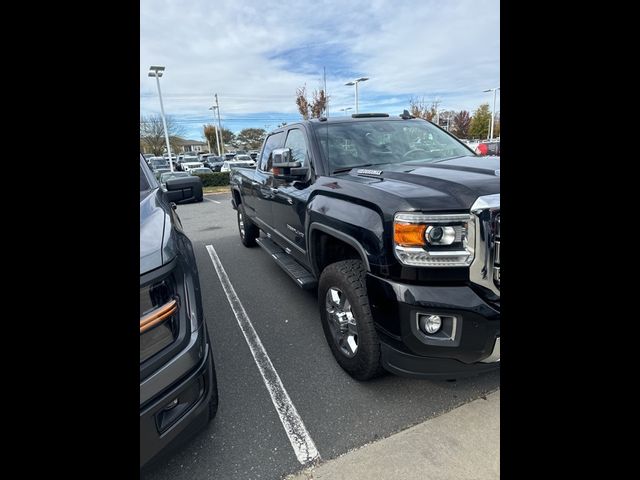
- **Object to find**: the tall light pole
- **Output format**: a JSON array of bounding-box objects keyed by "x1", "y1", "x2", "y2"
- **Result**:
[
  {"x1": 209, "y1": 105, "x2": 222, "y2": 156},
  {"x1": 148, "y1": 65, "x2": 174, "y2": 172},
  {"x1": 339, "y1": 107, "x2": 353, "y2": 116},
  {"x1": 345, "y1": 77, "x2": 369, "y2": 114},
  {"x1": 214, "y1": 94, "x2": 224, "y2": 154},
  {"x1": 483, "y1": 87, "x2": 500, "y2": 141}
]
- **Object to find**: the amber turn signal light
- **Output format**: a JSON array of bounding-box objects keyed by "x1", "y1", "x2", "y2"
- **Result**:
[
  {"x1": 394, "y1": 223, "x2": 427, "y2": 246},
  {"x1": 140, "y1": 299, "x2": 178, "y2": 334}
]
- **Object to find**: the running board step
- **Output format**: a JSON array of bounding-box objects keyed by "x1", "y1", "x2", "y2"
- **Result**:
[{"x1": 256, "y1": 236, "x2": 317, "y2": 289}]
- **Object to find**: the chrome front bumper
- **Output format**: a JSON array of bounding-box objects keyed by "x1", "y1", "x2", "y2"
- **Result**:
[{"x1": 481, "y1": 337, "x2": 500, "y2": 363}]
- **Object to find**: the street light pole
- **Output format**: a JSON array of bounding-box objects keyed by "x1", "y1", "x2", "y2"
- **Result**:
[
  {"x1": 209, "y1": 105, "x2": 222, "y2": 156},
  {"x1": 148, "y1": 65, "x2": 173, "y2": 172},
  {"x1": 345, "y1": 77, "x2": 369, "y2": 114},
  {"x1": 483, "y1": 87, "x2": 500, "y2": 141},
  {"x1": 215, "y1": 94, "x2": 224, "y2": 154},
  {"x1": 340, "y1": 107, "x2": 353, "y2": 116}
]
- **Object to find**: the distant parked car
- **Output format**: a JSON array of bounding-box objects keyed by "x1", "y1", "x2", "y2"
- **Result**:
[
  {"x1": 220, "y1": 160, "x2": 256, "y2": 172},
  {"x1": 475, "y1": 141, "x2": 500, "y2": 156},
  {"x1": 204, "y1": 157, "x2": 225, "y2": 172},
  {"x1": 248, "y1": 151, "x2": 259, "y2": 160},
  {"x1": 182, "y1": 161, "x2": 204, "y2": 173},
  {"x1": 149, "y1": 157, "x2": 169, "y2": 171},
  {"x1": 153, "y1": 167, "x2": 171, "y2": 180},
  {"x1": 224, "y1": 153, "x2": 237, "y2": 161},
  {"x1": 234, "y1": 154, "x2": 253, "y2": 162},
  {"x1": 190, "y1": 167, "x2": 214, "y2": 175}
]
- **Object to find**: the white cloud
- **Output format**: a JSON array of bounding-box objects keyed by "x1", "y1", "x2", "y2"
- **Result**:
[{"x1": 141, "y1": 0, "x2": 499, "y2": 134}]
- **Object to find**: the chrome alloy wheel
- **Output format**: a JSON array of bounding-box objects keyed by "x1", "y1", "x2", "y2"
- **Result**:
[{"x1": 325, "y1": 287, "x2": 358, "y2": 358}]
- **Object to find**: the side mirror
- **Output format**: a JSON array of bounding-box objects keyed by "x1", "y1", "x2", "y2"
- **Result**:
[
  {"x1": 272, "y1": 148, "x2": 308, "y2": 180},
  {"x1": 272, "y1": 148, "x2": 298, "y2": 168}
]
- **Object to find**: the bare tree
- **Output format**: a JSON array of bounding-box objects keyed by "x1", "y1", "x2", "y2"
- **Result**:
[
  {"x1": 296, "y1": 86, "x2": 311, "y2": 120},
  {"x1": 296, "y1": 85, "x2": 329, "y2": 119},
  {"x1": 408, "y1": 96, "x2": 438, "y2": 122},
  {"x1": 310, "y1": 89, "x2": 328, "y2": 118},
  {"x1": 140, "y1": 114, "x2": 185, "y2": 155},
  {"x1": 452, "y1": 111, "x2": 471, "y2": 138}
]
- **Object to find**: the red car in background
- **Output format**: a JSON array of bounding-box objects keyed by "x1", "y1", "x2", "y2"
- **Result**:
[{"x1": 475, "y1": 140, "x2": 500, "y2": 156}]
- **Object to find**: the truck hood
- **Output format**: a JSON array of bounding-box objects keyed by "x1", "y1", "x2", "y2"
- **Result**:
[
  {"x1": 339, "y1": 155, "x2": 500, "y2": 211},
  {"x1": 140, "y1": 189, "x2": 170, "y2": 275}
]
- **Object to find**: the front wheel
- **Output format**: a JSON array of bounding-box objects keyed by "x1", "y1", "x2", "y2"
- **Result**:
[
  {"x1": 237, "y1": 203, "x2": 259, "y2": 247},
  {"x1": 318, "y1": 260, "x2": 384, "y2": 381}
]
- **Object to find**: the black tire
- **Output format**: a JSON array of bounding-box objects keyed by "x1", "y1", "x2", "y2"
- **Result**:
[
  {"x1": 318, "y1": 260, "x2": 384, "y2": 380},
  {"x1": 237, "y1": 203, "x2": 259, "y2": 247}
]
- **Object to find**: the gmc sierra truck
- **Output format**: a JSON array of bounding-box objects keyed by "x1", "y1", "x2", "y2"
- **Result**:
[{"x1": 229, "y1": 112, "x2": 500, "y2": 381}]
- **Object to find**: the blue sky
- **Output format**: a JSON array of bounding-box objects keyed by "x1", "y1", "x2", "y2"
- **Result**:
[{"x1": 140, "y1": 0, "x2": 500, "y2": 140}]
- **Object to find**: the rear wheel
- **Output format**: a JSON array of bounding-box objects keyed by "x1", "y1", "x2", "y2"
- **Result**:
[
  {"x1": 237, "y1": 203, "x2": 259, "y2": 247},
  {"x1": 318, "y1": 260, "x2": 384, "y2": 380}
]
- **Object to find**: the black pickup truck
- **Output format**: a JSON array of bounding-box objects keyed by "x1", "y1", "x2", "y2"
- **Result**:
[{"x1": 229, "y1": 113, "x2": 500, "y2": 380}]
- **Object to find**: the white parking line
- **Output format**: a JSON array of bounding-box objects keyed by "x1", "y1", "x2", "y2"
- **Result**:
[
  {"x1": 205, "y1": 244, "x2": 320, "y2": 465},
  {"x1": 203, "y1": 198, "x2": 221, "y2": 204}
]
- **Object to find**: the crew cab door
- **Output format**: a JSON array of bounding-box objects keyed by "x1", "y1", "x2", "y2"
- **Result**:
[
  {"x1": 246, "y1": 131, "x2": 285, "y2": 228},
  {"x1": 270, "y1": 127, "x2": 314, "y2": 266}
]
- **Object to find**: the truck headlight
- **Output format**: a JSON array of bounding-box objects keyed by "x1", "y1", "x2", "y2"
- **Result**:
[
  {"x1": 140, "y1": 275, "x2": 179, "y2": 363},
  {"x1": 393, "y1": 213, "x2": 475, "y2": 267}
]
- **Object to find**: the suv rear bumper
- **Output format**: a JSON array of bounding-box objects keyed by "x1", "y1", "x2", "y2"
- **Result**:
[{"x1": 366, "y1": 274, "x2": 500, "y2": 378}]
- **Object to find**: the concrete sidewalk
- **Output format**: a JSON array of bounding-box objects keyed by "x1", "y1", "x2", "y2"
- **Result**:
[{"x1": 287, "y1": 390, "x2": 500, "y2": 480}]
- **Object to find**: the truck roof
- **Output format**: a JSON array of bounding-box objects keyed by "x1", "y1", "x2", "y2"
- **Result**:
[{"x1": 278, "y1": 113, "x2": 428, "y2": 131}]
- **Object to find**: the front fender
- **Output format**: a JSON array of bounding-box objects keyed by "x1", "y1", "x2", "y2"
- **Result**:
[{"x1": 306, "y1": 194, "x2": 386, "y2": 272}]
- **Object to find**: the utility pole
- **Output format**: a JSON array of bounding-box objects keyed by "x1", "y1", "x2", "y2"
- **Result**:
[
  {"x1": 324, "y1": 67, "x2": 328, "y2": 117},
  {"x1": 209, "y1": 103, "x2": 222, "y2": 156},
  {"x1": 215, "y1": 93, "x2": 224, "y2": 154},
  {"x1": 433, "y1": 98, "x2": 441, "y2": 124}
]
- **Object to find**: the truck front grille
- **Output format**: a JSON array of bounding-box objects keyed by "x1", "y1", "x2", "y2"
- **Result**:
[{"x1": 469, "y1": 194, "x2": 500, "y2": 299}]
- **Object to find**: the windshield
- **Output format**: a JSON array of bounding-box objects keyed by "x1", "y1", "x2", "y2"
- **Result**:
[{"x1": 313, "y1": 119, "x2": 474, "y2": 173}]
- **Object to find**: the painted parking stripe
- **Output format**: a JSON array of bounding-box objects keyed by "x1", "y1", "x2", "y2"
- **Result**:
[
  {"x1": 205, "y1": 244, "x2": 320, "y2": 465},
  {"x1": 203, "y1": 197, "x2": 221, "y2": 204}
]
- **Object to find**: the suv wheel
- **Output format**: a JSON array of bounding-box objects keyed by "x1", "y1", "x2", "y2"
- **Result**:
[
  {"x1": 237, "y1": 204, "x2": 259, "y2": 247},
  {"x1": 318, "y1": 260, "x2": 384, "y2": 380}
]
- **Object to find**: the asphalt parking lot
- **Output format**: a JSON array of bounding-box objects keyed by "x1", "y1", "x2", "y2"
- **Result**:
[{"x1": 141, "y1": 191, "x2": 500, "y2": 480}]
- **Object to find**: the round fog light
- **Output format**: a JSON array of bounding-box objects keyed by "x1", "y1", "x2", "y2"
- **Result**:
[{"x1": 422, "y1": 315, "x2": 442, "y2": 334}]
